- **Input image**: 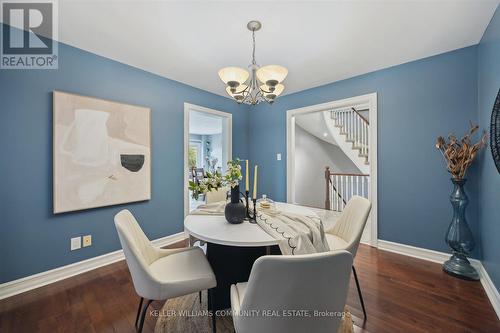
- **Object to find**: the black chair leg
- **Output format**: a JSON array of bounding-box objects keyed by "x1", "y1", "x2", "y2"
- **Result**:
[
  {"x1": 137, "y1": 299, "x2": 153, "y2": 333},
  {"x1": 352, "y1": 266, "x2": 367, "y2": 320},
  {"x1": 199, "y1": 290, "x2": 202, "y2": 304},
  {"x1": 135, "y1": 297, "x2": 144, "y2": 327},
  {"x1": 208, "y1": 288, "x2": 216, "y2": 333}
]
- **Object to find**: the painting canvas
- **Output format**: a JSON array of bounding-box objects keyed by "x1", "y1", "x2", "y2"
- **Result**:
[{"x1": 53, "y1": 91, "x2": 151, "y2": 213}]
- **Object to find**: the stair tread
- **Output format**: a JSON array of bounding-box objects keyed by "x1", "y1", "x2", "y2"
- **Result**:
[{"x1": 330, "y1": 118, "x2": 370, "y2": 167}]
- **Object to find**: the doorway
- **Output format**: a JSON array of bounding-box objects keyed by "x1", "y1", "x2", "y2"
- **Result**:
[
  {"x1": 286, "y1": 93, "x2": 378, "y2": 246},
  {"x1": 184, "y1": 103, "x2": 232, "y2": 216}
]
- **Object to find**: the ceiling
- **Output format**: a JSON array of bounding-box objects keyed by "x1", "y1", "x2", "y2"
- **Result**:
[
  {"x1": 53, "y1": 1, "x2": 500, "y2": 97},
  {"x1": 189, "y1": 111, "x2": 222, "y2": 135},
  {"x1": 295, "y1": 111, "x2": 338, "y2": 146}
]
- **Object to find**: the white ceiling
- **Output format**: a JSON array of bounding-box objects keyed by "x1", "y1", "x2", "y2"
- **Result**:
[
  {"x1": 54, "y1": 1, "x2": 499, "y2": 97},
  {"x1": 189, "y1": 110, "x2": 223, "y2": 135},
  {"x1": 295, "y1": 111, "x2": 338, "y2": 146}
]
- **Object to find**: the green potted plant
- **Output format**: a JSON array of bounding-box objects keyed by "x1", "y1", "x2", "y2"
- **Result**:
[{"x1": 189, "y1": 158, "x2": 246, "y2": 224}]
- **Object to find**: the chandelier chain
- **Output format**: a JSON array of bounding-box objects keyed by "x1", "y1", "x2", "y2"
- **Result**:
[
  {"x1": 252, "y1": 30, "x2": 256, "y2": 65},
  {"x1": 218, "y1": 20, "x2": 287, "y2": 105}
]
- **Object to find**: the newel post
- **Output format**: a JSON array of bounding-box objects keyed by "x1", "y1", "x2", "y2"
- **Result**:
[{"x1": 325, "y1": 166, "x2": 331, "y2": 210}]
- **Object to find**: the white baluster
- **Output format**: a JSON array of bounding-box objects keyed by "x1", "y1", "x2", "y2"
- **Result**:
[
  {"x1": 343, "y1": 176, "x2": 347, "y2": 211},
  {"x1": 350, "y1": 175, "x2": 354, "y2": 200},
  {"x1": 366, "y1": 123, "x2": 369, "y2": 157},
  {"x1": 342, "y1": 111, "x2": 347, "y2": 133},
  {"x1": 345, "y1": 111, "x2": 348, "y2": 137},
  {"x1": 330, "y1": 176, "x2": 333, "y2": 211},
  {"x1": 349, "y1": 110, "x2": 354, "y2": 141},
  {"x1": 355, "y1": 176, "x2": 359, "y2": 197},
  {"x1": 347, "y1": 110, "x2": 352, "y2": 140},
  {"x1": 361, "y1": 176, "x2": 365, "y2": 198},
  {"x1": 363, "y1": 122, "x2": 367, "y2": 156},
  {"x1": 354, "y1": 112, "x2": 357, "y2": 143},
  {"x1": 335, "y1": 175, "x2": 338, "y2": 211},
  {"x1": 364, "y1": 122, "x2": 367, "y2": 156},
  {"x1": 340, "y1": 175, "x2": 344, "y2": 210},
  {"x1": 349, "y1": 110, "x2": 353, "y2": 141},
  {"x1": 358, "y1": 117, "x2": 362, "y2": 148}
]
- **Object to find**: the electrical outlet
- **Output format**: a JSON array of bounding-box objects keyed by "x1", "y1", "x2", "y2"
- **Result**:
[
  {"x1": 276, "y1": 153, "x2": 282, "y2": 161},
  {"x1": 83, "y1": 235, "x2": 92, "y2": 247},
  {"x1": 71, "y1": 237, "x2": 81, "y2": 251}
]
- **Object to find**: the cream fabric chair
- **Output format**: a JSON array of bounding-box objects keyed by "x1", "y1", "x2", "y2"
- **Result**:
[
  {"x1": 114, "y1": 209, "x2": 217, "y2": 333},
  {"x1": 230, "y1": 251, "x2": 353, "y2": 333},
  {"x1": 325, "y1": 196, "x2": 372, "y2": 319},
  {"x1": 205, "y1": 186, "x2": 229, "y2": 204}
]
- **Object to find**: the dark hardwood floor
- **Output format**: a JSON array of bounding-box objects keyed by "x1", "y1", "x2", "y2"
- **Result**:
[{"x1": 0, "y1": 241, "x2": 499, "y2": 333}]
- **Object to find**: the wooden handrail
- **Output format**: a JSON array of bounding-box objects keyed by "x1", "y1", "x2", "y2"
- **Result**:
[
  {"x1": 325, "y1": 166, "x2": 350, "y2": 209},
  {"x1": 325, "y1": 166, "x2": 369, "y2": 210},
  {"x1": 328, "y1": 172, "x2": 370, "y2": 177},
  {"x1": 351, "y1": 107, "x2": 369, "y2": 125}
]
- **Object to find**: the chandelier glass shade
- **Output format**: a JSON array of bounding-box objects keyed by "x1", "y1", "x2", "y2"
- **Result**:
[
  {"x1": 218, "y1": 21, "x2": 288, "y2": 105},
  {"x1": 218, "y1": 67, "x2": 249, "y2": 87}
]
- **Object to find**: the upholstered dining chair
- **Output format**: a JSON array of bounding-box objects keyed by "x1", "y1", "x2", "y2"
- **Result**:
[
  {"x1": 205, "y1": 186, "x2": 229, "y2": 204},
  {"x1": 230, "y1": 251, "x2": 353, "y2": 333},
  {"x1": 324, "y1": 196, "x2": 372, "y2": 320},
  {"x1": 114, "y1": 209, "x2": 217, "y2": 333}
]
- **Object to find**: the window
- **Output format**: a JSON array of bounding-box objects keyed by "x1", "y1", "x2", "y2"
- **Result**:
[{"x1": 188, "y1": 141, "x2": 202, "y2": 168}]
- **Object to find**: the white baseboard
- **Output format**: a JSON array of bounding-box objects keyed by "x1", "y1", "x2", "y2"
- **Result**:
[
  {"x1": 377, "y1": 240, "x2": 500, "y2": 319},
  {"x1": 377, "y1": 240, "x2": 451, "y2": 264},
  {"x1": 476, "y1": 261, "x2": 500, "y2": 319},
  {"x1": 0, "y1": 232, "x2": 187, "y2": 300}
]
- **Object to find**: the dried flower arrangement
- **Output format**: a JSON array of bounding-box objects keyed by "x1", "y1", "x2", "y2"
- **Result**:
[{"x1": 435, "y1": 123, "x2": 487, "y2": 180}]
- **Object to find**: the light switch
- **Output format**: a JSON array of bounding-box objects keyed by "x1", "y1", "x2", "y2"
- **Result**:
[
  {"x1": 276, "y1": 153, "x2": 282, "y2": 161},
  {"x1": 83, "y1": 235, "x2": 92, "y2": 247},
  {"x1": 71, "y1": 237, "x2": 81, "y2": 251}
]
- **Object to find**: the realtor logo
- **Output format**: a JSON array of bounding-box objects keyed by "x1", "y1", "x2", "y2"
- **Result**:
[{"x1": 1, "y1": 0, "x2": 58, "y2": 69}]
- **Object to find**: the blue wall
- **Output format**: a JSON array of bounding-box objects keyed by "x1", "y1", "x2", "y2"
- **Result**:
[
  {"x1": 249, "y1": 46, "x2": 480, "y2": 255},
  {"x1": 1, "y1": 19, "x2": 498, "y2": 288},
  {"x1": 478, "y1": 6, "x2": 500, "y2": 292},
  {"x1": 0, "y1": 39, "x2": 249, "y2": 283}
]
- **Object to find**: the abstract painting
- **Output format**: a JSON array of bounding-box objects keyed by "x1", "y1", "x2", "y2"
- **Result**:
[{"x1": 53, "y1": 91, "x2": 151, "y2": 213}]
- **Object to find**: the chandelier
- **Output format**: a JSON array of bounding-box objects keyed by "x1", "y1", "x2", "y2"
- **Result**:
[{"x1": 218, "y1": 21, "x2": 288, "y2": 105}]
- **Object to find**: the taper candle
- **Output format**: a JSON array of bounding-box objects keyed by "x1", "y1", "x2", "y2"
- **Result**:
[
  {"x1": 253, "y1": 165, "x2": 258, "y2": 199},
  {"x1": 245, "y1": 160, "x2": 249, "y2": 191}
]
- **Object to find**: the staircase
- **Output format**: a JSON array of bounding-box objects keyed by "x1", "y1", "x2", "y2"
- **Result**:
[
  {"x1": 323, "y1": 106, "x2": 372, "y2": 242},
  {"x1": 324, "y1": 167, "x2": 370, "y2": 211},
  {"x1": 322, "y1": 107, "x2": 370, "y2": 174}
]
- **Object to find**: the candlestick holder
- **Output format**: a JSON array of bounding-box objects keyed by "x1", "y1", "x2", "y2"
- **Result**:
[
  {"x1": 251, "y1": 198, "x2": 257, "y2": 223},
  {"x1": 244, "y1": 190, "x2": 257, "y2": 223},
  {"x1": 244, "y1": 190, "x2": 250, "y2": 219}
]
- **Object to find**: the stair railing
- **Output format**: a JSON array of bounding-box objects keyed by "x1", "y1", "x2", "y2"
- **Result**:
[
  {"x1": 325, "y1": 166, "x2": 369, "y2": 211},
  {"x1": 331, "y1": 107, "x2": 370, "y2": 161}
]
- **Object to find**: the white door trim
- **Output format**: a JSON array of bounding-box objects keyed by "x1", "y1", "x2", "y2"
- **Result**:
[
  {"x1": 286, "y1": 93, "x2": 378, "y2": 246},
  {"x1": 183, "y1": 103, "x2": 232, "y2": 217}
]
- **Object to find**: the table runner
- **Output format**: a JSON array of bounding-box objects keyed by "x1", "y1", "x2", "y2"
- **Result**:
[
  {"x1": 191, "y1": 201, "x2": 330, "y2": 255},
  {"x1": 256, "y1": 209, "x2": 330, "y2": 255},
  {"x1": 190, "y1": 201, "x2": 226, "y2": 215}
]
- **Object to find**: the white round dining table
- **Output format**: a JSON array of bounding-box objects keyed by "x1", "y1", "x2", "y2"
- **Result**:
[
  {"x1": 184, "y1": 201, "x2": 339, "y2": 311},
  {"x1": 184, "y1": 202, "x2": 328, "y2": 247}
]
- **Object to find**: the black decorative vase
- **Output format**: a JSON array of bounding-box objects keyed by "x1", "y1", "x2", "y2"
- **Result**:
[
  {"x1": 443, "y1": 178, "x2": 479, "y2": 281},
  {"x1": 224, "y1": 185, "x2": 245, "y2": 224}
]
